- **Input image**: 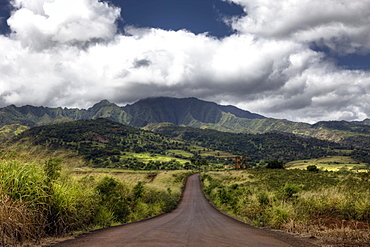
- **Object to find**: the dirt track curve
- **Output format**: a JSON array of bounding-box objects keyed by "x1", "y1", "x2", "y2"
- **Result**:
[{"x1": 52, "y1": 174, "x2": 317, "y2": 247}]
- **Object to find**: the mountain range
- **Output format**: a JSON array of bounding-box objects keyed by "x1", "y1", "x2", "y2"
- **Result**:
[
  {"x1": 1, "y1": 96, "x2": 370, "y2": 148},
  {"x1": 0, "y1": 97, "x2": 264, "y2": 128}
]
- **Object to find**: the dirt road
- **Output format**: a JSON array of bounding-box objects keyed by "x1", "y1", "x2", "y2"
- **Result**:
[{"x1": 52, "y1": 174, "x2": 316, "y2": 247}]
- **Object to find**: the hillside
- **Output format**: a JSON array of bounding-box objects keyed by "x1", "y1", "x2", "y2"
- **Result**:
[
  {"x1": 12, "y1": 118, "x2": 200, "y2": 170},
  {"x1": 0, "y1": 100, "x2": 131, "y2": 128},
  {"x1": 0, "y1": 124, "x2": 29, "y2": 140},
  {"x1": 1, "y1": 97, "x2": 370, "y2": 150},
  {"x1": 12, "y1": 118, "x2": 368, "y2": 169},
  {"x1": 145, "y1": 123, "x2": 354, "y2": 164},
  {"x1": 124, "y1": 97, "x2": 265, "y2": 127},
  {"x1": 0, "y1": 97, "x2": 264, "y2": 129}
]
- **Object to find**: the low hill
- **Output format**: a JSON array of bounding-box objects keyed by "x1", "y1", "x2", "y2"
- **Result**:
[
  {"x1": 12, "y1": 118, "x2": 198, "y2": 170},
  {"x1": 11, "y1": 118, "x2": 369, "y2": 170},
  {"x1": 145, "y1": 123, "x2": 352, "y2": 164}
]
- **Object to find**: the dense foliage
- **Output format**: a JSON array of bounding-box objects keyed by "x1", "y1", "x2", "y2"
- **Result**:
[
  {"x1": 14, "y1": 119, "x2": 197, "y2": 169},
  {"x1": 13, "y1": 118, "x2": 370, "y2": 168},
  {"x1": 313, "y1": 121, "x2": 370, "y2": 134},
  {"x1": 151, "y1": 124, "x2": 344, "y2": 163}
]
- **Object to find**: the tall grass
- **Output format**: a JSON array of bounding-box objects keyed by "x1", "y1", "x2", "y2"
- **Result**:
[
  {"x1": 201, "y1": 170, "x2": 370, "y2": 244},
  {"x1": 0, "y1": 158, "x2": 190, "y2": 245}
]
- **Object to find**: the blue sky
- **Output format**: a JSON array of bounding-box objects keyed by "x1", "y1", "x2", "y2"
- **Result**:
[
  {"x1": 116, "y1": 0, "x2": 244, "y2": 37},
  {"x1": 0, "y1": 0, "x2": 370, "y2": 123}
]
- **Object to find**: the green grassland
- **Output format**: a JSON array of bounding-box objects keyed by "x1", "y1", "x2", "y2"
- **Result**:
[
  {"x1": 201, "y1": 169, "x2": 370, "y2": 246},
  {"x1": 190, "y1": 146, "x2": 235, "y2": 158},
  {"x1": 166, "y1": 149, "x2": 194, "y2": 158},
  {"x1": 0, "y1": 149, "x2": 192, "y2": 246},
  {"x1": 122, "y1": 152, "x2": 190, "y2": 164},
  {"x1": 71, "y1": 169, "x2": 189, "y2": 194},
  {"x1": 286, "y1": 156, "x2": 369, "y2": 172},
  {"x1": 2, "y1": 110, "x2": 370, "y2": 246},
  {"x1": 0, "y1": 124, "x2": 29, "y2": 140}
]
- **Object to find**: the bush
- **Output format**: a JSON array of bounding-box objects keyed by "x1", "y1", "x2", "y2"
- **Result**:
[
  {"x1": 266, "y1": 160, "x2": 285, "y2": 169},
  {"x1": 281, "y1": 183, "x2": 300, "y2": 199},
  {"x1": 95, "y1": 176, "x2": 130, "y2": 223},
  {"x1": 307, "y1": 165, "x2": 319, "y2": 172}
]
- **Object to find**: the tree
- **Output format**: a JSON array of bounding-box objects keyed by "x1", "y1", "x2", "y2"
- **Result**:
[
  {"x1": 266, "y1": 160, "x2": 285, "y2": 169},
  {"x1": 307, "y1": 165, "x2": 319, "y2": 172}
]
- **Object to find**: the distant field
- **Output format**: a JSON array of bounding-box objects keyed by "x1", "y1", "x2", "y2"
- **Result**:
[
  {"x1": 166, "y1": 149, "x2": 194, "y2": 158},
  {"x1": 122, "y1": 152, "x2": 190, "y2": 164},
  {"x1": 285, "y1": 156, "x2": 369, "y2": 172},
  {"x1": 189, "y1": 146, "x2": 235, "y2": 158}
]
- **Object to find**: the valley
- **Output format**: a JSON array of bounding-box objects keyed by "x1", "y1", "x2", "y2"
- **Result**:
[{"x1": 0, "y1": 97, "x2": 369, "y2": 246}]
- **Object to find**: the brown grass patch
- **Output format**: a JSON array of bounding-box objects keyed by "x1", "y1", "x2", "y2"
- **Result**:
[
  {"x1": 0, "y1": 193, "x2": 45, "y2": 246},
  {"x1": 284, "y1": 218, "x2": 370, "y2": 246}
]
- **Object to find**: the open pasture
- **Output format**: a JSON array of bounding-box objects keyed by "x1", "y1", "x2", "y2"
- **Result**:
[
  {"x1": 285, "y1": 156, "x2": 368, "y2": 172},
  {"x1": 122, "y1": 152, "x2": 190, "y2": 164}
]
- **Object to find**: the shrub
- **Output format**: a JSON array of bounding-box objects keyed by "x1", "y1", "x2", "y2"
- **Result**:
[
  {"x1": 266, "y1": 160, "x2": 285, "y2": 169},
  {"x1": 307, "y1": 165, "x2": 319, "y2": 172},
  {"x1": 281, "y1": 183, "x2": 301, "y2": 199},
  {"x1": 266, "y1": 204, "x2": 294, "y2": 228},
  {"x1": 257, "y1": 191, "x2": 270, "y2": 206},
  {"x1": 95, "y1": 176, "x2": 130, "y2": 223}
]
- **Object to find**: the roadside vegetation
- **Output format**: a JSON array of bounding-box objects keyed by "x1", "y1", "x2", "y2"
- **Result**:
[
  {"x1": 201, "y1": 168, "x2": 370, "y2": 246},
  {"x1": 0, "y1": 151, "x2": 192, "y2": 246}
]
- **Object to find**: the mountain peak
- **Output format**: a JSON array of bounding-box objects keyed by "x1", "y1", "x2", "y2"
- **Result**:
[
  {"x1": 93, "y1": 99, "x2": 113, "y2": 107},
  {"x1": 123, "y1": 96, "x2": 265, "y2": 127}
]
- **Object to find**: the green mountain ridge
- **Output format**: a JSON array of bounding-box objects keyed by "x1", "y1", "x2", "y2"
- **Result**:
[
  {"x1": 0, "y1": 97, "x2": 264, "y2": 128},
  {"x1": 1, "y1": 97, "x2": 370, "y2": 148},
  {"x1": 124, "y1": 97, "x2": 265, "y2": 127}
]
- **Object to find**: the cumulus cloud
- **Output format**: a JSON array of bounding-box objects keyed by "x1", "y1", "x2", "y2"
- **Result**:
[
  {"x1": 227, "y1": 0, "x2": 370, "y2": 54},
  {"x1": 7, "y1": 0, "x2": 120, "y2": 50},
  {"x1": 0, "y1": 0, "x2": 370, "y2": 123}
]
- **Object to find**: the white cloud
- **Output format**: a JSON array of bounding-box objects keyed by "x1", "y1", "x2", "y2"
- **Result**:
[
  {"x1": 227, "y1": 0, "x2": 370, "y2": 54},
  {"x1": 0, "y1": 0, "x2": 370, "y2": 123},
  {"x1": 7, "y1": 0, "x2": 120, "y2": 50}
]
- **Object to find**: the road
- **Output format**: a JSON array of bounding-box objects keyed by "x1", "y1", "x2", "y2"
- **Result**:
[{"x1": 52, "y1": 174, "x2": 317, "y2": 247}]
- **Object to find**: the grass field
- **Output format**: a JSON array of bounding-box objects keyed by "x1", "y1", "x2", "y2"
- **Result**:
[
  {"x1": 122, "y1": 152, "x2": 190, "y2": 164},
  {"x1": 71, "y1": 168, "x2": 189, "y2": 194},
  {"x1": 188, "y1": 145, "x2": 235, "y2": 158},
  {"x1": 0, "y1": 150, "x2": 192, "y2": 246},
  {"x1": 285, "y1": 156, "x2": 369, "y2": 172},
  {"x1": 201, "y1": 169, "x2": 370, "y2": 246},
  {"x1": 166, "y1": 149, "x2": 194, "y2": 158}
]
